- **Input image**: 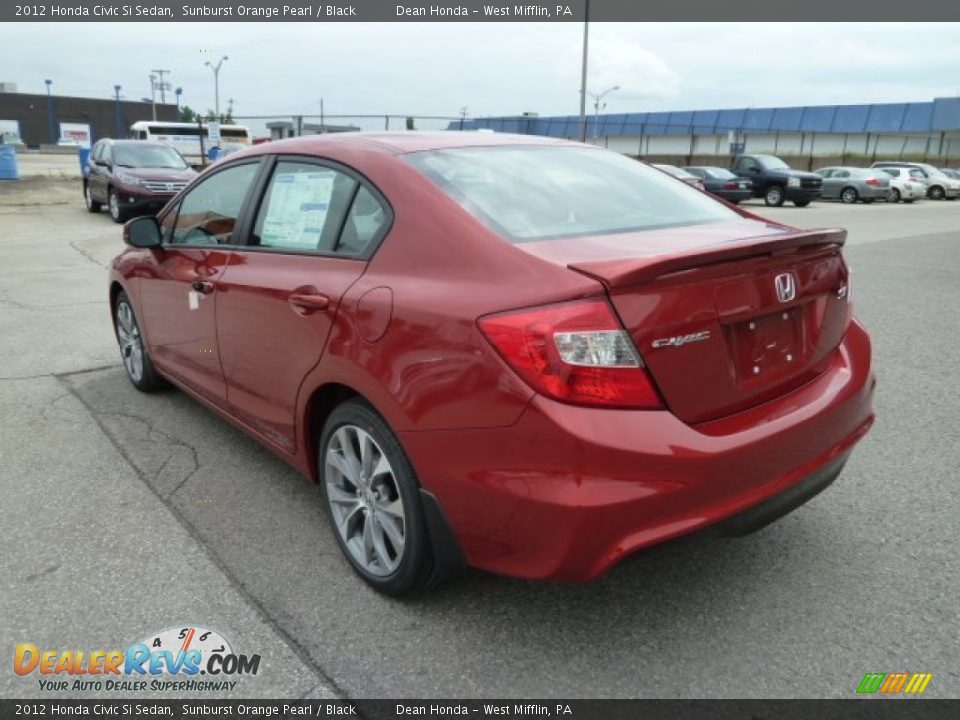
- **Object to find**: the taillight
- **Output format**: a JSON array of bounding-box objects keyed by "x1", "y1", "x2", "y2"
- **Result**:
[
  {"x1": 865, "y1": 177, "x2": 881, "y2": 187},
  {"x1": 478, "y1": 299, "x2": 663, "y2": 409},
  {"x1": 723, "y1": 181, "x2": 738, "y2": 189}
]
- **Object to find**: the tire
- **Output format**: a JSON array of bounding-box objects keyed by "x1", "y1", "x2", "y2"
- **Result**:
[
  {"x1": 114, "y1": 291, "x2": 166, "y2": 392},
  {"x1": 840, "y1": 187, "x2": 858, "y2": 204},
  {"x1": 928, "y1": 185, "x2": 945, "y2": 200},
  {"x1": 890, "y1": 188, "x2": 901, "y2": 203},
  {"x1": 319, "y1": 399, "x2": 435, "y2": 597},
  {"x1": 793, "y1": 199, "x2": 811, "y2": 207},
  {"x1": 84, "y1": 183, "x2": 102, "y2": 213},
  {"x1": 108, "y1": 188, "x2": 127, "y2": 223},
  {"x1": 764, "y1": 185, "x2": 785, "y2": 207}
]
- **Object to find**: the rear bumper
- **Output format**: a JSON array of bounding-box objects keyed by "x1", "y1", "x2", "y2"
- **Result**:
[
  {"x1": 712, "y1": 189, "x2": 753, "y2": 203},
  {"x1": 401, "y1": 320, "x2": 874, "y2": 582}
]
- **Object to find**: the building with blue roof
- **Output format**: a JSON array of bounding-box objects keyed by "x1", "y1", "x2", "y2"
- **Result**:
[{"x1": 455, "y1": 97, "x2": 960, "y2": 167}]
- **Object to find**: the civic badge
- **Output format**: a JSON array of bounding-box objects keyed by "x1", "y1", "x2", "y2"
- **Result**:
[{"x1": 774, "y1": 272, "x2": 796, "y2": 303}]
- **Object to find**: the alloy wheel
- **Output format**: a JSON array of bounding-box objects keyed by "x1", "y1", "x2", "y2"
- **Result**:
[
  {"x1": 841, "y1": 188, "x2": 858, "y2": 204},
  {"x1": 109, "y1": 191, "x2": 120, "y2": 220},
  {"x1": 115, "y1": 300, "x2": 144, "y2": 383},
  {"x1": 890, "y1": 188, "x2": 901, "y2": 203},
  {"x1": 324, "y1": 424, "x2": 406, "y2": 577}
]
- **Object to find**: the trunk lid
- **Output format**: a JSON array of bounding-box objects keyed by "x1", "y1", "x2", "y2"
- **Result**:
[{"x1": 523, "y1": 220, "x2": 851, "y2": 424}]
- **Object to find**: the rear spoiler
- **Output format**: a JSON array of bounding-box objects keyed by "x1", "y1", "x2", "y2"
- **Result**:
[{"x1": 568, "y1": 228, "x2": 846, "y2": 289}]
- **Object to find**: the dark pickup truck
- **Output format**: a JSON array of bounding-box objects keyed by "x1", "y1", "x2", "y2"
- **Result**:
[{"x1": 732, "y1": 154, "x2": 822, "y2": 207}]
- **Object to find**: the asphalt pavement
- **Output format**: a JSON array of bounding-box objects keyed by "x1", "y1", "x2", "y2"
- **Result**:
[{"x1": 1, "y1": 179, "x2": 958, "y2": 698}]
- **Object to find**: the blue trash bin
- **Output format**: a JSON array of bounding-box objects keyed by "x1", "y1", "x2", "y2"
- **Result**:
[
  {"x1": 78, "y1": 147, "x2": 91, "y2": 177},
  {"x1": 0, "y1": 145, "x2": 19, "y2": 181}
]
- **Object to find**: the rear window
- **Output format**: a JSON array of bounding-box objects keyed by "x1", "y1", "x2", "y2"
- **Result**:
[{"x1": 406, "y1": 146, "x2": 737, "y2": 242}]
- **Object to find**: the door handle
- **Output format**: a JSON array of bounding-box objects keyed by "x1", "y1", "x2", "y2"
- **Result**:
[
  {"x1": 191, "y1": 280, "x2": 215, "y2": 294},
  {"x1": 288, "y1": 292, "x2": 330, "y2": 313}
]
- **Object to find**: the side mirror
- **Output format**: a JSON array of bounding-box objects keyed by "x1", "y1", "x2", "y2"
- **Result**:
[{"x1": 123, "y1": 216, "x2": 162, "y2": 249}]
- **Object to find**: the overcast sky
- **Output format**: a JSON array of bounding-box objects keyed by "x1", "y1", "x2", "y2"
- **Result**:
[{"x1": 3, "y1": 22, "x2": 958, "y2": 129}]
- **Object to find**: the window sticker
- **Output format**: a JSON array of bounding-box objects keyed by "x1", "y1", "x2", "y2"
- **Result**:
[{"x1": 260, "y1": 170, "x2": 336, "y2": 250}]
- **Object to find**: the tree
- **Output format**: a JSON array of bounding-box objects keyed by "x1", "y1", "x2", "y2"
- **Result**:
[
  {"x1": 204, "y1": 109, "x2": 234, "y2": 124},
  {"x1": 179, "y1": 105, "x2": 197, "y2": 123}
]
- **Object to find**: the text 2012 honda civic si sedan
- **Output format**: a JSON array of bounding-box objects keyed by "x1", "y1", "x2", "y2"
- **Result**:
[{"x1": 109, "y1": 132, "x2": 875, "y2": 596}]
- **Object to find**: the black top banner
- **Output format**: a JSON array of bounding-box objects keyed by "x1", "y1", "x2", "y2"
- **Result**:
[{"x1": 4, "y1": 0, "x2": 960, "y2": 22}]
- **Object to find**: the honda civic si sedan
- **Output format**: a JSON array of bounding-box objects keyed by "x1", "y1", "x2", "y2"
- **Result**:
[{"x1": 110, "y1": 132, "x2": 875, "y2": 596}]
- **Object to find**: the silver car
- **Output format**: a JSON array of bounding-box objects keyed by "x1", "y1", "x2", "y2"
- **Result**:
[
  {"x1": 815, "y1": 166, "x2": 891, "y2": 204},
  {"x1": 877, "y1": 167, "x2": 927, "y2": 203},
  {"x1": 871, "y1": 161, "x2": 960, "y2": 200}
]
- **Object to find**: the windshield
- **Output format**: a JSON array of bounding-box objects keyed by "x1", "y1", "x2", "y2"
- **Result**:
[
  {"x1": 753, "y1": 155, "x2": 790, "y2": 170},
  {"x1": 114, "y1": 144, "x2": 188, "y2": 169},
  {"x1": 407, "y1": 146, "x2": 738, "y2": 242}
]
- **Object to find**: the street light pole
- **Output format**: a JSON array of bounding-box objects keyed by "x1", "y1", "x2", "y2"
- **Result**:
[
  {"x1": 45, "y1": 79, "x2": 55, "y2": 144},
  {"x1": 205, "y1": 55, "x2": 228, "y2": 120},
  {"x1": 588, "y1": 85, "x2": 619, "y2": 142},
  {"x1": 578, "y1": 0, "x2": 590, "y2": 142},
  {"x1": 175, "y1": 87, "x2": 183, "y2": 118},
  {"x1": 114, "y1": 85, "x2": 123, "y2": 136}
]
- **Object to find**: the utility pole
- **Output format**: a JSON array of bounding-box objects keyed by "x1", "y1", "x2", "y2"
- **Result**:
[
  {"x1": 151, "y1": 69, "x2": 171, "y2": 104},
  {"x1": 578, "y1": 0, "x2": 590, "y2": 143},
  {"x1": 205, "y1": 55, "x2": 228, "y2": 120},
  {"x1": 148, "y1": 74, "x2": 157, "y2": 121},
  {"x1": 226, "y1": 97, "x2": 236, "y2": 120}
]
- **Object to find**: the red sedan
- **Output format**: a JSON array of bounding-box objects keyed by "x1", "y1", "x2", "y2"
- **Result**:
[{"x1": 110, "y1": 132, "x2": 875, "y2": 596}]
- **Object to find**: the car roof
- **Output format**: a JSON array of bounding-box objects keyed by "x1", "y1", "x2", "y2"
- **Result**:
[{"x1": 238, "y1": 131, "x2": 576, "y2": 156}]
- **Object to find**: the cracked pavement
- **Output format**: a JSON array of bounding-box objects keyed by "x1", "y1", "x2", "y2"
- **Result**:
[{"x1": 2, "y1": 178, "x2": 959, "y2": 698}]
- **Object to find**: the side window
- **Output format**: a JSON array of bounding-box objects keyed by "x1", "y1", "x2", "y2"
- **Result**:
[
  {"x1": 834, "y1": 170, "x2": 849, "y2": 178},
  {"x1": 337, "y1": 185, "x2": 389, "y2": 256},
  {"x1": 817, "y1": 169, "x2": 832, "y2": 178},
  {"x1": 253, "y1": 161, "x2": 357, "y2": 253},
  {"x1": 171, "y1": 162, "x2": 259, "y2": 245}
]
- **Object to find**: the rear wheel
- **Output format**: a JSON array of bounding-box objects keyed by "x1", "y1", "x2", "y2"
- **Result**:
[
  {"x1": 319, "y1": 400, "x2": 434, "y2": 597},
  {"x1": 84, "y1": 183, "x2": 102, "y2": 213},
  {"x1": 114, "y1": 291, "x2": 166, "y2": 392},
  {"x1": 108, "y1": 188, "x2": 127, "y2": 223},
  {"x1": 840, "y1": 187, "x2": 858, "y2": 204},
  {"x1": 764, "y1": 185, "x2": 785, "y2": 207},
  {"x1": 889, "y1": 188, "x2": 901, "y2": 203},
  {"x1": 928, "y1": 185, "x2": 945, "y2": 200}
]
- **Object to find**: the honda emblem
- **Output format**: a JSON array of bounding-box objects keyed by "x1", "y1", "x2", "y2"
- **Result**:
[{"x1": 774, "y1": 273, "x2": 796, "y2": 303}]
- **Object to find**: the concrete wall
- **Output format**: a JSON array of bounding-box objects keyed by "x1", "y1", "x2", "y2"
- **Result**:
[{"x1": 0, "y1": 92, "x2": 178, "y2": 147}]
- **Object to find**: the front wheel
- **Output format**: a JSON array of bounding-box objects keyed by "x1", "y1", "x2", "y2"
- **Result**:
[
  {"x1": 764, "y1": 185, "x2": 785, "y2": 207},
  {"x1": 840, "y1": 187, "x2": 858, "y2": 204},
  {"x1": 319, "y1": 400, "x2": 435, "y2": 596},
  {"x1": 114, "y1": 291, "x2": 166, "y2": 392},
  {"x1": 84, "y1": 183, "x2": 102, "y2": 213},
  {"x1": 108, "y1": 189, "x2": 127, "y2": 223}
]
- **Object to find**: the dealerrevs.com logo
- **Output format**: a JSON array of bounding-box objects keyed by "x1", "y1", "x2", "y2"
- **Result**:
[{"x1": 14, "y1": 626, "x2": 261, "y2": 693}]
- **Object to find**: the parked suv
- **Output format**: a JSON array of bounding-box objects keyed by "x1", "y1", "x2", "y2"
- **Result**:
[
  {"x1": 871, "y1": 161, "x2": 960, "y2": 200},
  {"x1": 84, "y1": 140, "x2": 197, "y2": 223},
  {"x1": 732, "y1": 154, "x2": 822, "y2": 207}
]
